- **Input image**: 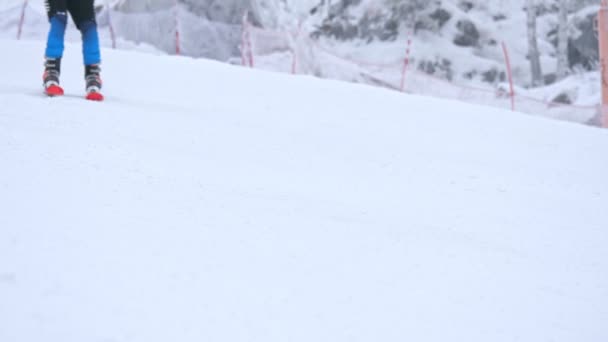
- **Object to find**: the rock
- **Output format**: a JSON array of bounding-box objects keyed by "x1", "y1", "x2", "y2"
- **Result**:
[
  {"x1": 430, "y1": 8, "x2": 452, "y2": 28},
  {"x1": 453, "y1": 19, "x2": 480, "y2": 47},
  {"x1": 552, "y1": 92, "x2": 573, "y2": 104},
  {"x1": 482, "y1": 68, "x2": 506, "y2": 83},
  {"x1": 544, "y1": 73, "x2": 557, "y2": 85},
  {"x1": 458, "y1": 1, "x2": 474, "y2": 13},
  {"x1": 418, "y1": 58, "x2": 454, "y2": 81},
  {"x1": 569, "y1": 12, "x2": 599, "y2": 70},
  {"x1": 493, "y1": 14, "x2": 507, "y2": 21}
]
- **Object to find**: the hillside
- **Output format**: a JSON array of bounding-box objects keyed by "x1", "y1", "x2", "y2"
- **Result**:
[
  {"x1": 1, "y1": 39, "x2": 608, "y2": 342},
  {"x1": 2, "y1": 0, "x2": 602, "y2": 124}
]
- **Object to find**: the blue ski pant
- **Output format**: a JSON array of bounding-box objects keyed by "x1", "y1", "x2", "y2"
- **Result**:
[{"x1": 45, "y1": 0, "x2": 101, "y2": 66}]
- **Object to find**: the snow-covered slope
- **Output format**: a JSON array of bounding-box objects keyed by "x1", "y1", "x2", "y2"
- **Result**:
[
  {"x1": 1, "y1": 0, "x2": 601, "y2": 123},
  {"x1": 1, "y1": 39, "x2": 608, "y2": 342}
]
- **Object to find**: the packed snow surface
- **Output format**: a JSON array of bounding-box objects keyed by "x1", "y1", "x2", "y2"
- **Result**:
[{"x1": 0, "y1": 39, "x2": 607, "y2": 342}]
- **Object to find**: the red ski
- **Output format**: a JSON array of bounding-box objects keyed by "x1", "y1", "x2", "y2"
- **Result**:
[
  {"x1": 45, "y1": 84, "x2": 64, "y2": 97},
  {"x1": 86, "y1": 91, "x2": 104, "y2": 101}
]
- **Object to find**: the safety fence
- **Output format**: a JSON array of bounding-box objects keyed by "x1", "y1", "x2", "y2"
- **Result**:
[
  {"x1": 241, "y1": 16, "x2": 600, "y2": 125},
  {"x1": 7, "y1": 1, "x2": 601, "y2": 125},
  {"x1": 8, "y1": 0, "x2": 248, "y2": 60}
]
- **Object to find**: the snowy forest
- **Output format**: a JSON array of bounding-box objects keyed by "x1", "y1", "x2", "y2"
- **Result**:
[
  {"x1": 107, "y1": 0, "x2": 599, "y2": 84},
  {"x1": 90, "y1": 0, "x2": 601, "y2": 123}
]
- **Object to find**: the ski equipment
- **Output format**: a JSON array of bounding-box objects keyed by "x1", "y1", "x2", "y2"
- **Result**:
[
  {"x1": 43, "y1": 57, "x2": 64, "y2": 97},
  {"x1": 85, "y1": 64, "x2": 104, "y2": 101}
]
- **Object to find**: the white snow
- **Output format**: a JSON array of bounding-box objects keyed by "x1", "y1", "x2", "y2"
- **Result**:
[{"x1": 1, "y1": 38, "x2": 608, "y2": 342}]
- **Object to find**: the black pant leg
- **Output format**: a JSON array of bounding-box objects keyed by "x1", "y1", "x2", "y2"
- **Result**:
[
  {"x1": 45, "y1": 0, "x2": 67, "y2": 20},
  {"x1": 66, "y1": 0, "x2": 96, "y2": 29}
]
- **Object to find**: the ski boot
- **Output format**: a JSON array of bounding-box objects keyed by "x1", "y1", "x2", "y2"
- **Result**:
[
  {"x1": 85, "y1": 64, "x2": 104, "y2": 101},
  {"x1": 43, "y1": 58, "x2": 64, "y2": 97}
]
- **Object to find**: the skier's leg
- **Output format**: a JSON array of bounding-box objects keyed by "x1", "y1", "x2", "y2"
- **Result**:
[
  {"x1": 68, "y1": 0, "x2": 101, "y2": 66},
  {"x1": 44, "y1": 0, "x2": 68, "y2": 60},
  {"x1": 43, "y1": 0, "x2": 67, "y2": 95},
  {"x1": 67, "y1": 0, "x2": 103, "y2": 100}
]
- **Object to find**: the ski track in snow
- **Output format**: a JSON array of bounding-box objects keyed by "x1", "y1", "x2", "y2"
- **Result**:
[{"x1": 0, "y1": 39, "x2": 608, "y2": 342}]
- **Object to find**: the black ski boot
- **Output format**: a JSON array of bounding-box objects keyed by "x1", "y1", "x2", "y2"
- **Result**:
[
  {"x1": 43, "y1": 58, "x2": 64, "y2": 96},
  {"x1": 85, "y1": 64, "x2": 104, "y2": 101}
]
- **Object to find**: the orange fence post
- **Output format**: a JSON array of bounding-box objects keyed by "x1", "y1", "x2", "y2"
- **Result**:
[
  {"x1": 105, "y1": 0, "x2": 116, "y2": 49},
  {"x1": 501, "y1": 42, "x2": 515, "y2": 112},
  {"x1": 400, "y1": 34, "x2": 412, "y2": 92},
  {"x1": 241, "y1": 13, "x2": 254, "y2": 68},
  {"x1": 241, "y1": 13, "x2": 248, "y2": 66},
  {"x1": 16, "y1": 0, "x2": 28, "y2": 40},
  {"x1": 290, "y1": 21, "x2": 303, "y2": 75},
  {"x1": 173, "y1": 0, "x2": 181, "y2": 55},
  {"x1": 599, "y1": 1, "x2": 608, "y2": 127}
]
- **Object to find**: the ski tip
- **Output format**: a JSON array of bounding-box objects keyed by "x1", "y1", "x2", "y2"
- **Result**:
[
  {"x1": 86, "y1": 92, "x2": 104, "y2": 102},
  {"x1": 45, "y1": 85, "x2": 64, "y2": 97}
]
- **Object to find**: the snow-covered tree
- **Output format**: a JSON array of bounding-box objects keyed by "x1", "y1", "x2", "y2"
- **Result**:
[
  {"x1": 385, "y1": 0, "x2": 442, "y2": 31},
  {"x1": 555, "y1": 0, "x2": 569, "y2": 80},
  {"x1": 526, "y1": 0, "x2": 544, "y2": 86}
]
